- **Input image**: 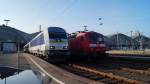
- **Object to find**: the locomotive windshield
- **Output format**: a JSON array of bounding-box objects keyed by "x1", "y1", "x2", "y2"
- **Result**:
[
  {"x1": 88, "y1": 33, "x2": 103, "y2": 42},
  {"x1": 49, "y1": 32, "x2": 67, "y2": 39}
]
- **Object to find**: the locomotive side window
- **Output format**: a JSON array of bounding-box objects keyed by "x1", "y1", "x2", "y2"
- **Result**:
[
  {"x1": 98, "y1": 37, "x2": 103, "y2": 41},
  {"x1": 30, "y1": 33, "x2": 44, "y2": 47}
]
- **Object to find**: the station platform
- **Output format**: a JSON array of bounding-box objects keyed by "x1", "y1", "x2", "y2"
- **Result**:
[
  {"x1": 105, "y1": 50, "x2": 150, "y2": 60},
  {"x1": 106, "y1": 50, "x2": 150, "y2": 56},
  {"x1": 0, "y1": 53, "x2": 100, "y2": 84}
]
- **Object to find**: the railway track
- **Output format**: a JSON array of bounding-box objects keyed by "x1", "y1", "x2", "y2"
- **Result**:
[
  {"x1": 35, "y1": 53, "x2": 150, "y2": 84},
  {"x1": 121, "y1": 68, "x2": 150, "y2": 76},
  {"x1": 54, "y1": 57, "x2": 150, "y2": 84},
  {"x1": 90, "y1": 62, "x2": 150, "y2": 76},
  {"x1": 78, "y1": 59, "x2": 150, "y2": 83},
  {"x1": 57, "y1": 63, "x2": 147, "y2": 84}
]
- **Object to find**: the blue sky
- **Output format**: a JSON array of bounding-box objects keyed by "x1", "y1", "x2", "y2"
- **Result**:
[{"x1": 0, "y1": 0, "x2": 150, "y2": 37}]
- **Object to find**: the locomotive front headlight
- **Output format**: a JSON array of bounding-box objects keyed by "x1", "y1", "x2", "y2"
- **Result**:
[
  {"x1": 63, "y1": 46, "x2": 68, "y2": 49},
  {"x1": 50, "y1": 46, "x2": 55, "y2": 49}
]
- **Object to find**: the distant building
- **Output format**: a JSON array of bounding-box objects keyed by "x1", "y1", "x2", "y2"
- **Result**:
[
  {"x1": 105, "y1": 33, "x2": 139, "y2": 50},
  {"x1": 133, "y1": 35, "x2": 150, "y2": 49}
]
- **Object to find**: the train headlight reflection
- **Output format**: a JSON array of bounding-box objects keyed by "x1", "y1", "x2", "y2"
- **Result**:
[
  {"x1": 50, "y1": 46, "x2": 55, "y2": 49},
  {"x1": 63, "y1": 46, "x2": 68, "y2": 49}
]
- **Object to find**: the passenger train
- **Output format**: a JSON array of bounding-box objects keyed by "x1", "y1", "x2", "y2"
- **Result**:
[
  {"x1": 68, "y1": 31, "x2": 106, "y2": 60},
  {"x1": 24, "y1": 27, "x2": 70, "y2": 62}
]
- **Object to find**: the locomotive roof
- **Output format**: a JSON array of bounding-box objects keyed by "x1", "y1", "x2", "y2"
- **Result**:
[
  {"x1": 70, "y1": 31, "x2": 102, "y2": 36},
  {"x1": 69, "y1": 31, "x2": 103, "y2": 38},
  {"x1": 48, "y1": 27, "x2": 66, "y2": 33}
]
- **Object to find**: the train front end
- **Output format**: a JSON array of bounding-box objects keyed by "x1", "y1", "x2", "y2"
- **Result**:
[
  {"x1": 87, "y1": 32, "x2": 106, "y2": 56},
  {"x1": 47, "y1": 27, "x2": 70, "y2": 61}
]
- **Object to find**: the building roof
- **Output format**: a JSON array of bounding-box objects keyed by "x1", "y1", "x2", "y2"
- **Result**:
[
  {"x1": 133, "y1": 35, "x2": 150, "y2": 45},
  {"x1": 0, "y1": 25, "x2": 38, "y2": 44},
  {"x1": 106, "y1": 33, "x2": 139, "y2": 45}
]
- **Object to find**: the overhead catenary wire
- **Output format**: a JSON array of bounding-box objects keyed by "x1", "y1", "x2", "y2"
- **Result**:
[
  {"x1": 60, "y1": 0, "x2": 78, "y2": 15},
  {"x1": 52, "y1": 0, "x2": 78, "y2": 21}
]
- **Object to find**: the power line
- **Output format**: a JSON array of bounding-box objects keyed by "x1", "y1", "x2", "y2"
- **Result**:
[
  {"x1": 52, "y1": 0, "x2": 78, "y2": 21},
  {"x1": 60, "y1": 0, "x2": 78, "y2": 15}
]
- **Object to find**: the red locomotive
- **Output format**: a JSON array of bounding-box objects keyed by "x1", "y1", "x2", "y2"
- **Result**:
[{"x1": 68, "y1": 31, "x2": 106, "y2": 60}]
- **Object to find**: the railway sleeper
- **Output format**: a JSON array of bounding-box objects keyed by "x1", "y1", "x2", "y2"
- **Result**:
[
  {"x1": 70, "y1": 64, "x2": 143, "y2": 84},
  {"x1": 122, "y1": 68, "x2": 150, "y2": 76}
]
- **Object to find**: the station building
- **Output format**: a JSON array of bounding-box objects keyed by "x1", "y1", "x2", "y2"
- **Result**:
[{"x1": 0, "y1": 25, "x2": 39, "y2": 53}]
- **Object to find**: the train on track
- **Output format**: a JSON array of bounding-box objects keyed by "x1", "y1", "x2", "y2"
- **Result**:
[
  {"x1": 68, "y1": 31, "x2": 107, "y2": 60},
  {"x1": 24, "y1": 27, "x2": 70, "y2": 62}
]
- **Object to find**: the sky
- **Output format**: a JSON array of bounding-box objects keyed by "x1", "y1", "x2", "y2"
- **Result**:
[{"x1": 0, "y1": 0, "x2": 150, "y2": 37}]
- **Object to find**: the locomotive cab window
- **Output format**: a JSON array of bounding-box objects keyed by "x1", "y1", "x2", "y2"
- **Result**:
[
  {"x1": 49, "y1": 33, "x2": 67, "y2": 39},
  {"x1": 88, "y1": 33, "x2": 103, "y2": 42}
]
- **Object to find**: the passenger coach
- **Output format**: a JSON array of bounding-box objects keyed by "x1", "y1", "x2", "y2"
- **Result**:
[{"x1": 24, "y1": 27, "x2": 70, "y2": 62}]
